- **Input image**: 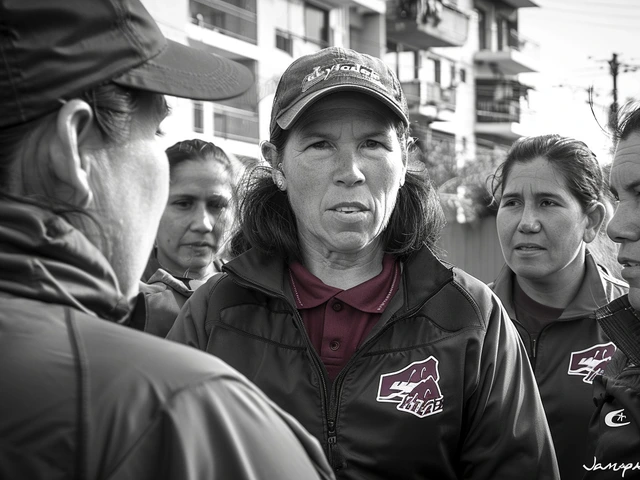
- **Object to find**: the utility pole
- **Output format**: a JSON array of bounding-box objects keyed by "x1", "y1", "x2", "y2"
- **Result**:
[{"x1": 608, "y1": 52, "x2": 619, "y2": 132}]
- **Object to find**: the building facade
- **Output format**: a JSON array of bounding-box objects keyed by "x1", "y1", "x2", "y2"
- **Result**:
[{"x1": 141, "y1": 0, "x2": 540, "y2": 171}]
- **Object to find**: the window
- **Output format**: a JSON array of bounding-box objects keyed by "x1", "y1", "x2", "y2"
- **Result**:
[
  {"x1": 459, "y1": 68, "x2": 466, "y2": 83},
  {"x1": 276, "y1": 29, "x2": 293, "y2": 55},
  {"x1": 193, "y1": 101, "x2": 204, "y2": 133},
  {"x1": 397, "y1": 50, "x2": 418, "y2": 82},
  {"x1": 476, "y1": 8, "x2": 487, "y2": 50},
  {"x1": 433, "y1": 59, "x2": 441, "y2": 85},
  {"x1": 305, "y1": 3, "x2": 329, "y2": 46},
  {"x1": 190, "y1": 0, "x2": 257, "y2": 44}
]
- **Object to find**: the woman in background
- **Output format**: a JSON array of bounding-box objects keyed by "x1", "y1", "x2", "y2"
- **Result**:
[
  {"x1": 139, "y1": 139, "x2": 236, "y2": 337},
  {"x1": 490, "y1": 134, "x2": 627, "y2": 480}
]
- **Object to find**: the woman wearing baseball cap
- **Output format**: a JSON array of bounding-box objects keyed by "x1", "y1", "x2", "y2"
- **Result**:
[
  {"x1": 0, "y1": 0, "x2": 333, "y2": 479},
  {"x1": 168, "y1": 46, "x2": 560, "y2": 479}
]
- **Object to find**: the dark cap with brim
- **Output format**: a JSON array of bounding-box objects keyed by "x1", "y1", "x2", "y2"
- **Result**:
[
  {"x1": 0, "y1": 0, "x2": 254, "y2": 128},
  {"x1": 270, "y1": 47, "x2": 409, "y2": 138}
]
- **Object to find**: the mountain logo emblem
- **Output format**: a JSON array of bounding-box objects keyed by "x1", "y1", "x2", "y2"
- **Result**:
[
  {"x1": 377, "y1": 357, "x2": 444, "y2": 418},
  {"x1": 567, "y1": 342, "x2": 616, "y2": 384}
]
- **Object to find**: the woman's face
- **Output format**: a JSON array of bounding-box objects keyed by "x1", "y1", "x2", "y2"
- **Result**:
[
  {"x1": 496, "y1": 157, "x2": 591, "y2": 283},
  {"x1": 155, "y1": 159, "x2": 232, "y2": 278},
  {"x1": 280, "y1": 92, "x2": 406, "y2": 260}
]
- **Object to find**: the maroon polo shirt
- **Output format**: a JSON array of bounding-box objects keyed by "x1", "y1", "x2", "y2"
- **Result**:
[{"x1": 288, "y1": 254, "x2": 400, "y2": 380}]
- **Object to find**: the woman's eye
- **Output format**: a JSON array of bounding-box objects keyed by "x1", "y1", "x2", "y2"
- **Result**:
[
  {"x1": 310, "y1": 140, "x2": 330, "y2": 149},
  {"x1": 208, "y1": 201, "x2": 227, "y2": 211},
  {"x1": 540, "y1": 200, "x2": 557, "y2": 207},
  {"x1": 364, "y1": 139, "x2": 380, "y2": 148},
  {"x1": 173, "y1": 200, "x2": 192, "y2": 209}
]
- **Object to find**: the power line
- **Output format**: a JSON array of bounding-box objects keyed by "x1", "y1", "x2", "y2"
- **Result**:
[{"x1": 536, "y1": 0, "x2": 640, "y2": 10}]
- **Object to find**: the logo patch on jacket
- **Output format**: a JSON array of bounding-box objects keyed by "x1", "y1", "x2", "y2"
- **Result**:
[
  {"x1": 567, "y1": 342, "x2": 616, "y2": 384},
  {"x1": 377, "y1": 357, "x2": 444, "y2": 418}
]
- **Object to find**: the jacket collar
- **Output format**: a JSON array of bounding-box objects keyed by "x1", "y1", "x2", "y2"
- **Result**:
[
  {"x1": 0, "y1": 200, "x2": 131, "y2": 322},
  {"x1": 491, "y1": 251, "x2": 618, "y2": 321},
  {"x1": 223, "y1": 246, "x2": 454, "y2": 313}
]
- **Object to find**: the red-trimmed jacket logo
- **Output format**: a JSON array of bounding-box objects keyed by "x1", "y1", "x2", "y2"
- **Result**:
[
  {"x1": 377, "y1": 357, "x2": 444, "y2": 418},
  {"x1": 567, "y1": 342, "x2": 616, "y2": 384}
]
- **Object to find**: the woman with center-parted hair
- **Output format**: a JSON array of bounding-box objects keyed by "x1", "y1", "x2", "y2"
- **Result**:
[
  {"x1": 138, "y1": 139, "x2": 238, "y2": 337},
  {"x1": 168, "y1": 46, "x2": 560, "y2": 480},
  {"x1": 488, "y1": 134, "x2": 628, "y2": 480}
]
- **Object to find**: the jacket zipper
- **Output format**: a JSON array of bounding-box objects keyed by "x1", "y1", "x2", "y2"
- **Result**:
[
  {"x1": 325, "y1": 301, "x2": 427, "y2": 455},
  {"x1": 513, "y1": 318, "x2": 554, "y2": 372},
  {"x1": 228, "y1": 271, "x2": 436, "y2": 470},
  {"x1": 224, "y1": 277, "x2": 336, "y2": 459}
]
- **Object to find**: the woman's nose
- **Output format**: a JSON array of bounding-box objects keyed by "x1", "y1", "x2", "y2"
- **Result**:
[
  {"x1": 518, "y1": 207, "x2": 541, "y2": 233},
  {"x1": 191, "y1": 205, "x2": 214, "y2": 232},
  {"x1": 333, "y1": 150, "x2": 365, "y2": 187}
]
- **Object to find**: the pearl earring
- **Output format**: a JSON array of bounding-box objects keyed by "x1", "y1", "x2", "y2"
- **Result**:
[{"x1": 277, "y1": 179, "x2": 284, "y2": 190}]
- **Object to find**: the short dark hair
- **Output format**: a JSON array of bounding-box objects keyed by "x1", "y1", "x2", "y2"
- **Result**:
[
  {"x1": 229, "y1": 122, "x2": 445, "y2": 262},
  {"x1": 490, "y1": 134, "x2": 605, "y2": 212},
  {"x1": 615, "y1": 101, "x2": 640, "y2": 143},
  {"x1": 0, "y1": 83, "x2": 164, "y2": 252},
  {"x1": 0, "y1": 83, "x2": 163, "y2": 193}
]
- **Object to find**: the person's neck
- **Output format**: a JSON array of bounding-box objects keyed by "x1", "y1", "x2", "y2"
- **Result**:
[
  {"x1": 300, "y1": 245, "x2": 385, "y2": 290},
  {"x1": 157, "y1": 256, "x2": 214, "y2": 282},
  {"x1": 516, "y1": 257, "x2": 587, "y2": 309}
]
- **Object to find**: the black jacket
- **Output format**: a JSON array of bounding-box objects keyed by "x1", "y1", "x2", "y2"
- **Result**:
[
  {"x1": 491, "y1": 254, "x2": 628, "y2": 480},
  {"x1": 0, "y1": 200, "x2": 334, "y2": 480},
  {"x1": 584, "y1": 295, "x2": 640, "y2": 479},
  {"x1": 169, "y1": 246, "x2": 560, "y2": 479}
]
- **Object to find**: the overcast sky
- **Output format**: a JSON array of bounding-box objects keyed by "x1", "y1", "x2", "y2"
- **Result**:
[{"x1": 518, "y1": 0, "x2": 640, "y2": 164}]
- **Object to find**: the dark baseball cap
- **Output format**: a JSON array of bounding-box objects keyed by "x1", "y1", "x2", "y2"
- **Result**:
[
  {"x1": 270, "y1": 46, "x2": 409, "y2": 138},
  {"x1": 0, "y1": 0, "x2": 254, "y2": 128}
]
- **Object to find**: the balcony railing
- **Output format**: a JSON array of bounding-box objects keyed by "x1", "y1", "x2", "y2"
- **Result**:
[
  {"x1": 191, "y1": 0, "x2": 257, "y2": 44},
  {"x1": 501, "y1": 28, "x2": 539, "y2": 60},
  {"x1": 387, "y1": 0, "x2": 469, "y2": 48},
  {"x1": 274, "y1": 28, "x2": 328, "y2": 57},
  {"x1": 213, "y1": 106, "x2": 259, "y2": 143},
  {"x1": 402, "y1": 79, "x2": 457, "y2": 113},
  {"x1": 476, "y1": 99, "x2": 520, "y2": 123}
]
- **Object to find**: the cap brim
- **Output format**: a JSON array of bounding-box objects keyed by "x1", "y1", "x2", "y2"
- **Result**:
[
  {"x1": 112, "y1": 40, "x2": 253, "y2": 101},
  {"x1": 276, "y1": 85, "x2": 409, "y2": 130}
]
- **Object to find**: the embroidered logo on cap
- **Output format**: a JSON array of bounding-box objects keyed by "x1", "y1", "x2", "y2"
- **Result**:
[
  {"x1": 302, "y1": 63, "x2": 388, "y2": 93},
  {"x1": 377, "y1": 357, "x2": 444, "y2": 418},
  {"x1": 567, "y1": 342, "x2": 616, "y2": 384}
]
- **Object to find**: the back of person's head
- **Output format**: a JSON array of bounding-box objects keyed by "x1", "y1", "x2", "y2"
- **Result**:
[
  {"x1": 491, "y1": 134, "x2": 605, "y2": 213},
  {"x1": 0, "y1": 0, "x2": 253, "y2": 299}
]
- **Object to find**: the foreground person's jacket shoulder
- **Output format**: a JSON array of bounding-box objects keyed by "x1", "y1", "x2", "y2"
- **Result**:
[
  {"x1": 584, "y1": 295, "x2": 640, "y2": 479},
  {"x1": 0, "y1": 201, "x2": 334, "y2": 480},
  {"x1": 169, "y1": 246, "x2": 560, "y2": 480}
]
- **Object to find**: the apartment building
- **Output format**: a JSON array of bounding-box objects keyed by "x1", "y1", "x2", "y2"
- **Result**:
[{"x1": 141, "y1": 0, "x2": 539, "y2": 171}]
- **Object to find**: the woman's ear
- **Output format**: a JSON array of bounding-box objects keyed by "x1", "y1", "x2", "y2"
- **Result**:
[
  {"x1": 48, "y1": 99, "x2": 95, "y2": 208},
  {"x1": 583, "y1": 201, "x2": 606, "y2": 244},
  {"x1": 262, "y1": 141, "x2": 286, "y2": 191}
]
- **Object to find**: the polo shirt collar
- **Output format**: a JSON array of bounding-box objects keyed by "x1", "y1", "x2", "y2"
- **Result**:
[{"x1": 288, "y1": 254, "x2": 399, "y2": 313}]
